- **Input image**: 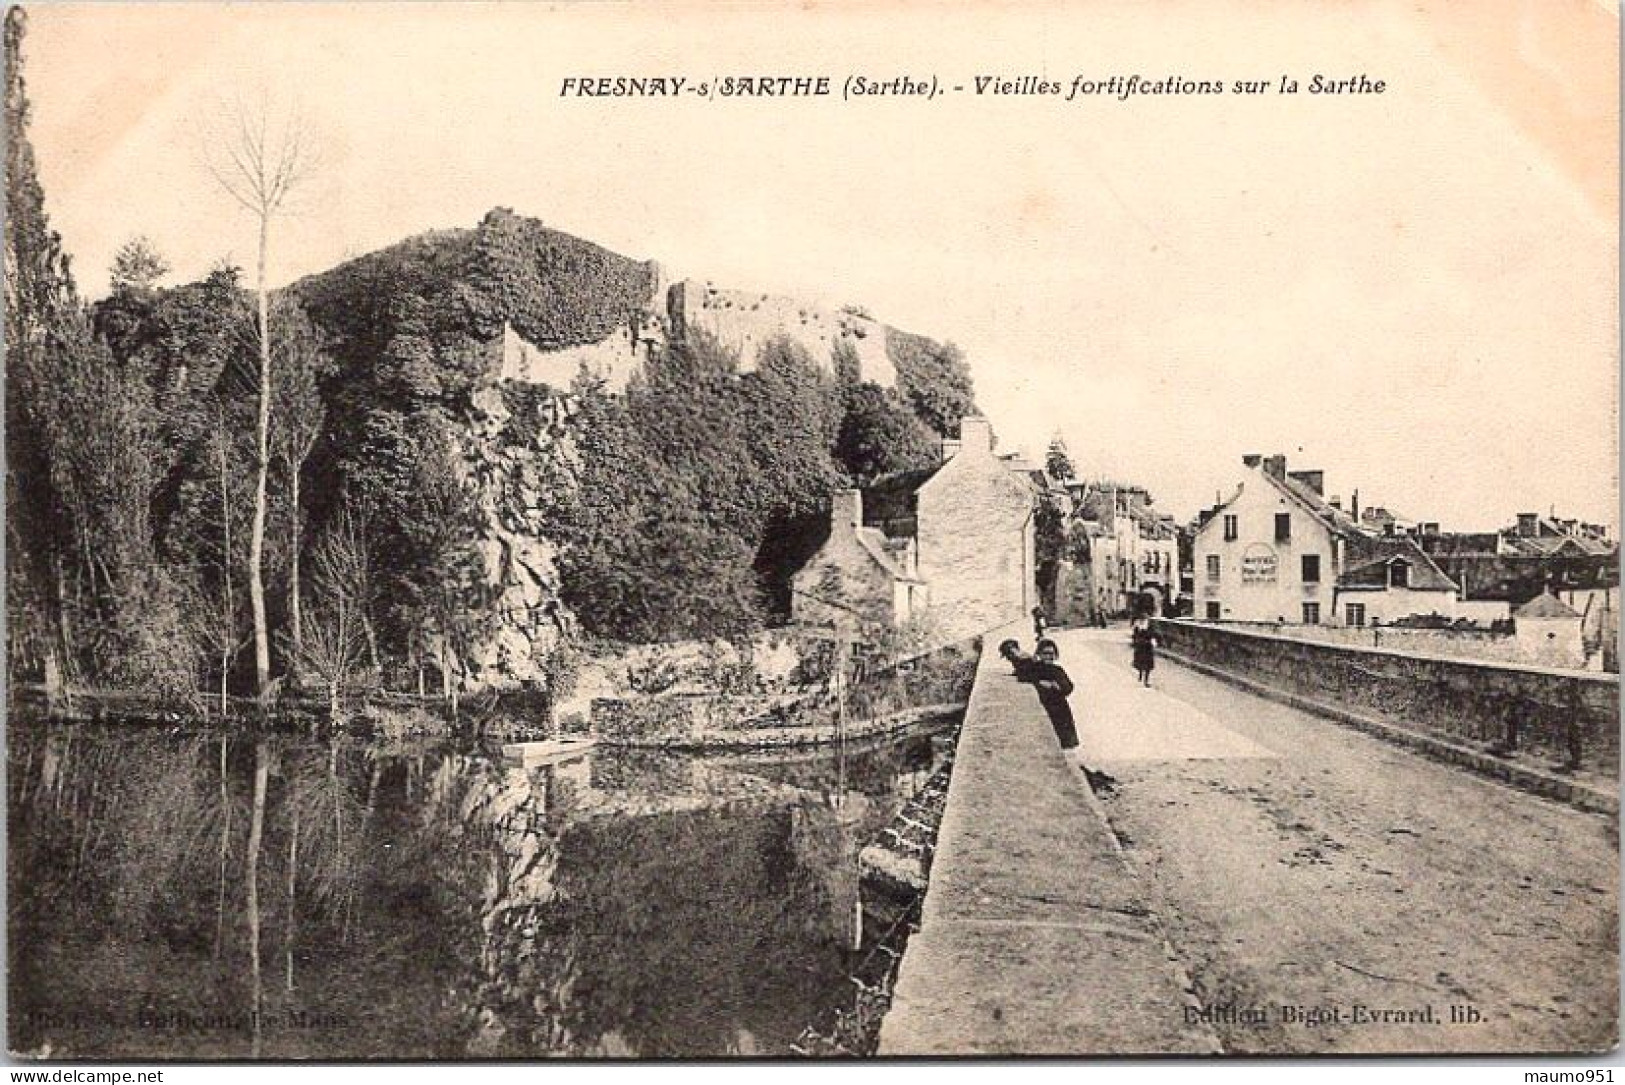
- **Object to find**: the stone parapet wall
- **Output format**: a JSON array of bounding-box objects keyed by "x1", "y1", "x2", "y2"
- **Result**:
[
  {"x1": 1219, "y1": 620, "x2": 1524, "y2": 664},
  {"x1": 1153, "y1": 619, "x2": 1620, "y2": 774}
]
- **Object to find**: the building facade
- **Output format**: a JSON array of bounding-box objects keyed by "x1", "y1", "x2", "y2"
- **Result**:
[
  {"x1": 789, "y1": 489, "x2": 926, "y2": 635},
  {"x1": 791, "y1": 416, "x2": 1037, "y2": 645},
  {"x1": 1064, "y1": 482, "x2": 1180, "y2": 619},
  {"x1": 1194, "y1": 454, "x2": 1460, "y2": 626}
]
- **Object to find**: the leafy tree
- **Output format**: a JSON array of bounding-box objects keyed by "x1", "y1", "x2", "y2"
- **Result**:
[
  {"x1": 2, "y1": 26, "x2": 180, "y2": 690},
  {"x1": 885, "y1": 329, "x2": 976, "y2": 437},
  {"x1": 559, "y1": 506, "x2": 762, "y2": 644},
  {"x1": 548, "y1": 359, "x2": 758, "y2": 642},
  {"x1": 1034, "y1": 496, "x2": 1068, "y2": 614},
  {"x1": 1045, "y1": 434, "x2": 1076, "y2": 482},
  {"x1": 109, "y1": 235, "x2": 170, "y2": 294},
  {"x1": 833, "y1": 382, "x2": 941, "y2": 486},
  {"x1": 392, "y1": 416, "x2": 487, "y2": 704},
  {"x1": 5, "y1": 7, "x2": 80, "y2": 684}
]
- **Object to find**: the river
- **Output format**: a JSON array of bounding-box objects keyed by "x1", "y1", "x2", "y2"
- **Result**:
[{"x1": 8, "y1": 719, "x2": 953, "y2": 1058}]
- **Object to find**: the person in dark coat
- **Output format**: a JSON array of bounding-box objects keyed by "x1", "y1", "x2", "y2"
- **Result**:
[
  {"x1": 1020, "y1": 637, "x2": 1078, "y2": 751},
  {"x1": 1131, "y1": 617, "x2": 1157, "y2": 687},
  {"x1": 1031, "y1": 606, "x2": 1049, "y2": 643},
  {"x1": 998, "y1": 638, "x2": 1035, "y2": 678}
]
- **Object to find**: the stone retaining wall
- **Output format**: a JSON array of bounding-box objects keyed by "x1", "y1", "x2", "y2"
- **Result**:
[
  {"x1": 1153, "y1": 619, "x2": 1620, "y2": 775},
  {"x1": 597, "y1": 702, "x2": 964, "y2": 751}
]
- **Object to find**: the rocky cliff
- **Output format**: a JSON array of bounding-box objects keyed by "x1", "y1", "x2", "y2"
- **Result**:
[{"x1": 290, "y1": 208, "x2": 971, "y2": 693}]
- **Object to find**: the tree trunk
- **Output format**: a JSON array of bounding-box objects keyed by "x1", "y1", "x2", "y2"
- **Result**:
[
  {"x1": 439, "y1": 638, "x2": 452, "y2": 708},
  {"x1": 246, "y1": 741, "x2": 269, "y2": 1056},
  {"x1": 214, "y1": 736, "x2": 230, "y2": 961},
  {"x1": 249, "y1": 214, "x2": 272, "y2": 699},
  {"x1": 289, "y1": 471, "x2": 303, "y2": 666},
  {"x1": 42, "y1": 649, "x2": 61, "y2": 712},
  {"x1": 220, "y1": 418, "x2": 235, "y2": 703},
  {"x1": 52, "y1": 550, "x2": 75, "y2": 705},
  {"x1": 285, "y1": 803, "x2": 298, "y2": 992}
]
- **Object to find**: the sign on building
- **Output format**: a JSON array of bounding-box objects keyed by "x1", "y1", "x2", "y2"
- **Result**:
[{"x1": 1241, "y1": 544, "x2": 1279, "y2": 583}]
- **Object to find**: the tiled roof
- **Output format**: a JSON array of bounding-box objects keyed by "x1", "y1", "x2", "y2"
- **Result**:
[
  {"x1": 1416, "y1": 532, "x2": 1503, "y2": 558},
  {"x1": 854, "y1": 526, "x2": 924, "y2": 583},
  {"x1": 1260, "y1": 470, "x2": 1367, "y2": 538},
  {"x1": 1516, "y1": 534, "x2": 1610, "y2": 557},
  {"x1": 861, "y1": 466, "x2": 939, "y2": 538},
  {"x1": 1338, "y1": 537, "x2": 1459, "y2": 592},
  {"x1": 1513, "y1": 591, "x2": 1580, "y2": 619},
  {"x1": 1436, "y1": 552, "x2": 1618, "y2": 602}
]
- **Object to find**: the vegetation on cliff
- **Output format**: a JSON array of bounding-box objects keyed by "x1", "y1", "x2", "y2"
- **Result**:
[{"x1": 5, "y1": 13, "x2": 976, "y2": 703}]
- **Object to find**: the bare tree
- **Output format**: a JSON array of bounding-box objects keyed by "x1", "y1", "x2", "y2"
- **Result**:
[
  {"x1": 310, "y1": 501, "x2": 380, "y2": 672},
  {"x1": 199, "y1": 90, "x2": 318, "y2": 700},
  {"x1": 291, "y1": 602, "x2": 364, "y2": 721}
]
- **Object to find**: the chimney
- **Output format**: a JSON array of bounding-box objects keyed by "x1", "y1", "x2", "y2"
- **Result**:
[
  {"x1": 1242, "y1": 454, "x2": 1263, "y2": 469},
  {"x1": 1329, "y1": 494, "x2": 1343, "y2": 511},
  {"x1": 1516, "y1": 512, "x2": 1538, "y2": 538},
  {"x1": 831, "y1": 489, "x2": 862, "y2": 532},
  {"x1": 1288, "y1": 469, "x2": 1324, "y2": 495},
  {"x1": 1262, "y1": 454, "x2": 1287, "y2": 479},
  {"x1": 959, "y1": 416, "x2": 994, "y2": 456},
  {"x1": 1422, "y1": 522, "x2": 1440, "y2": 538},
  {"x1": 1352, "y1": 489, "x2": 1360, "y2": 521}
]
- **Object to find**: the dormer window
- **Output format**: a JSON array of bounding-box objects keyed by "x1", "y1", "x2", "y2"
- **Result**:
[{"x1": 1390, "y1": 559, "x2": 1410, "y2": 589}]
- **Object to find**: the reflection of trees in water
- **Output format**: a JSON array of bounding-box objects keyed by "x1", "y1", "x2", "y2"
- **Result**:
[
  {"x1": 9, "y1": 726, "x2": 455, "y2": 1058},
  {"x1": 11, "y1": 725, "x2": 935, "y2": 1058},
  {"x1": 536, "y1": 802, "x2": 851, "y2": 1057}
]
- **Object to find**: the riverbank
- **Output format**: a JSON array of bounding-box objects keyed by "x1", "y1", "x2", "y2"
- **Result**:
[{"x1": 597, "y1": 702, "x2": 966, "y2": 752}]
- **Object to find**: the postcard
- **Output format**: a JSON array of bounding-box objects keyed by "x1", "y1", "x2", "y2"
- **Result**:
[{"x1": 6, "y1": 0, "x2": 1617, "y2": 1061}]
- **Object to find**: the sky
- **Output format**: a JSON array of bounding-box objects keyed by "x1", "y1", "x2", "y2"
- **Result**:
[{"x1": 19, "y1": 0, "x2": 1620, "y2": 530}]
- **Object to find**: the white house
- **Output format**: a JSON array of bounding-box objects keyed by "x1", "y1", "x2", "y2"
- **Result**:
[
  {"x1": 1512, "y1": 590, "x2": 1586, "y2": 669},
  {"x1": 1194, "y1": 454, "x2": 1461, "y2": 626}
]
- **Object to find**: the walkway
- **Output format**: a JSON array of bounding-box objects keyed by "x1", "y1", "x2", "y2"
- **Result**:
[{"x1": 876, "y1": 625, "x2": 1217, "y2": 1055}]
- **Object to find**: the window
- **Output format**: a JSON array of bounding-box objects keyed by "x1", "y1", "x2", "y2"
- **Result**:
[
  {"x1": 1206, "y1": 554, "x2": 1221, "y2": 580},
  {"x1": 1390, "y1": 560, "x2": 1409, "y2": 588},
  {"x1": 1346, "y1": 602, "x2": 1366, "y2": 627},
  {"x1": 1302, "y1": 602, "x2": 1320, "y2": 625},
  {"x1": 1206, "y1": 601, "x2": 1222, "y2": 620},
  {"x1": 1275, "y1": 513, "x2": 1291, "y2": 542},
  {"x1": 1301, "y1": 554, "x2": 1321, "y2": 583},
  {"x1": 1223, "y1": 514, "x2": 1238, "y2": 541}
]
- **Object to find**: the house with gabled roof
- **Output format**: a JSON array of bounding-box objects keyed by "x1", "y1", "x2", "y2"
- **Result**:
[
  {"x1": 1334, "y1": 535, "x2": 1461, "y2": 626},
  {"x1": 791, "y1": 416, "x2": 1037, "y2": 643},
  {"x1": 1512, "y1": 589, "x2": 1586, "y2": 668},
  {"x1": 789, "y1": 488, "x2": 928, "y2": 635},
  {"x1": 1193, "y1": 453, "x2": 1462, "y2": 627}
]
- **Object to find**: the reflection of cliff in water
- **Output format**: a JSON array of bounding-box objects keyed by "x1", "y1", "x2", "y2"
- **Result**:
[
  {"x1": 438, "y1": 748, "x2": 883, "y2": 1057},
  {"x1": 9, "y1": 720, "x2": 952, "y2": 1058}
]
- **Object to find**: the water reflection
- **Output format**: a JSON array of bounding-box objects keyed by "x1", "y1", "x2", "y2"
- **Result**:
[{"x1": 8, "y1": 720, "x2": 948, "y2": 1058}]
